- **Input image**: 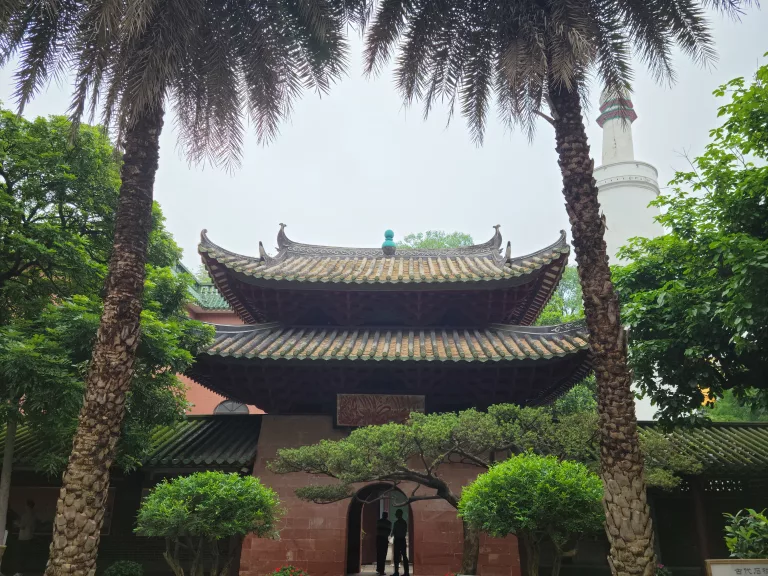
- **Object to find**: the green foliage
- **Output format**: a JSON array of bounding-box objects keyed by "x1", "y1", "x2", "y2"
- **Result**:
[
  {"x1": 724, "y1": 508, "x2": 768, "y2": 559},
  {"x1": 536, "y1": 267, "x2": 584, "y2": 326},
  {"x1": 656, "y1": 564, "x2": 673, "y2": 576},
  {"x1": 272, "y1": 403, "x2": 699, "y2": 503},
  {"x1": 269, "y1": 566, "x2": 310, "y2": 576},
  {"x1": 136, "y1": 471, "x2": 281, "y2": 540},
  {"x1": 553, "y1": 376, "x2": 597, "y2": 416},
  {"x1": 0, "y1": 108, "x2": 180, "y2": 323},
  {"x1": 0, "y1": 268, "x2": 213, "y2": 473},
  {"x1": 397, "y1": 231, "x2": 474, "y2": 250},
  {"x1": 708, "y1": 390, "x2": 768, "y2": 422},
  {"x1": 459, "y1": 453, "x2": 603, "y2": 575},
  {"x1": 615, "y1": 60, "x2": 768, "y2": 423},
  {"x1": 103, "y1": 561, "x2": 143, "y2": 576},
  {"x1": 0, "y1": 109, "x2": 207, "y2": 473},
  {"x1": 136, "y1": 472, "x2": 281, "y2": 576},
  {"x1": 0, "y1": 109, "x2": 118, "y2": 323},
  {"x1": 639, "y1": 430, "x2": 702, "y2": 491}
]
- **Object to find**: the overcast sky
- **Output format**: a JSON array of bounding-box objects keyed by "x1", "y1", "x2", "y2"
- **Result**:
[{"x1": 1, "y1": 7, "x2": 765, "y2": 273}]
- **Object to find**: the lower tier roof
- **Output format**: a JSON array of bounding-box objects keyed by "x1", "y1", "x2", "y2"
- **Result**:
[
  {"x1": 188, "y1": 322, "x2": 592, "y2": 412},
  {"x1": 202, "y1": 321, "x2": 589, "y2": 363}
]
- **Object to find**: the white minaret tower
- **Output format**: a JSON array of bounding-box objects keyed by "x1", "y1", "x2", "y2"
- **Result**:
[
  {"x1": 593, "y1": 93, "x2": 664, "y2": 262},
  {"x1": 594, "y1": 94, "x2": 664, "y2": 420}
]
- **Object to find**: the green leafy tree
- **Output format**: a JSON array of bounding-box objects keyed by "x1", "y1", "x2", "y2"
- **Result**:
[
  {"x1": 0, "y1": 108, "x2": 211, "y2": 548},
  {"x1": 723, "y1": 509, "x2": 768, "y2": 559},
  {"x1": 136, "y1": 471, "x2": 281, "y2": 576},
  {"x1": 397, "y1": 231, "x2": 474, "y2": 250},
  {"x1": 0, "y1": 267, "x2": 213, "y2": 539},
  {"x1": 0, "y1": 108, "x2": 119, "y2": 323},
  {"x1": 536, "y1": 267, "x2": 583, "y2": 327},
  {"x1": 356, "y1": 0, "x2": 750, "y2": 569},
  {"x1": 553, "y1": 376, "x2": 597, "y2": 416},
  {"x1": 0, "y1": 2, "x2": 363, "y2": 572},
  {"x1": 615, "y1": 60, "x2": 768, "y2": 424},
  {"x1": 270, "y1": 404, "x2": 699, "y2": 573},
  {"x1": 459, "y1": 454, "x2": 604, "y2": 576}
]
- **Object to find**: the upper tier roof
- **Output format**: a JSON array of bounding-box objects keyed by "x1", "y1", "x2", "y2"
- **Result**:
[{"x1": 199, "y1": 225, "x2": 569, "y2": 287}]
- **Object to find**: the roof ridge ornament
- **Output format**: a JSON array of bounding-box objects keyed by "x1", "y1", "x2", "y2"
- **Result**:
[
  {"x1": 277, "y1": 223, "x2": 291, "y2": 250},
  {"x1": 258, "y1": 241, "x2": 275, "y2": 265},
  {"x1": 382, "y1": 230, "x2": 396, "y2": 256}
]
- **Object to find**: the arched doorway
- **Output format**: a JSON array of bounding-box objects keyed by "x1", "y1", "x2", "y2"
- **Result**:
[{"x1": 346, "y1": 484, "x2": 415, "y2": 575}]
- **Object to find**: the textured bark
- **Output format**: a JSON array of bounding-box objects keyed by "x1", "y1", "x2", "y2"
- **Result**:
[
  {"x1": 460, "y1": 519, "x2": 480, "y2": 575},
  {"x1": 520, "y1": 534, "x2": 540, "y2": 576},
  {"x1": 44, "y1": 105, "x2": 165, "y2": 576},
  {"x1": 0, "y1": 410, "x2": 18, "y2": 541},
  {"x1": 547, "y1": 82, "x2": 655, "y2": 576}
]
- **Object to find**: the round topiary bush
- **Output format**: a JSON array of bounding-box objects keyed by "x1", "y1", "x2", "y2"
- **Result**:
[{"x1": 136, "y1": 471, "x2": 281, "y2": 576}]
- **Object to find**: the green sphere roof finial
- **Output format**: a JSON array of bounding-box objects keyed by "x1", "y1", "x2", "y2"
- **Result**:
[{"x1": 382, "y1": 229, "x2": 396, "y2": 255}]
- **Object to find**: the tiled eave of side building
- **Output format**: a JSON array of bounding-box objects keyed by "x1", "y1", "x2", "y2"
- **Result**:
[{"x1": 199, "y1": 224, "x2": 570, "y2": 325}]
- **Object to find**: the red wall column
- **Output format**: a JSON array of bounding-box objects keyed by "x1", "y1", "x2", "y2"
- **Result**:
[{"x1": 240, "y1": 416, "x2": 349, "y2": 576}]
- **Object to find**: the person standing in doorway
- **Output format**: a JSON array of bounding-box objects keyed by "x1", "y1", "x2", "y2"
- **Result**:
[
  {"x1": 11, "y1": 499, "x2": 36, "y2": 576},
  {"x1": 392, "y1": 509, "x2": 409, "y2": 576},
  {"x1": 376, "y1": 512, "x2": 391, "y2": 576}
]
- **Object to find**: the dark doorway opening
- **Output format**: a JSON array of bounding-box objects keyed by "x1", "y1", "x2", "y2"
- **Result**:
[{"x1": 346, "y1": 484, "x2": 414, "y2": 575}]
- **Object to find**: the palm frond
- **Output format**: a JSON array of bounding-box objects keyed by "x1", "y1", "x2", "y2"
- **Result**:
[{"x1": 363, "y1": 0, "x2": 414, "y2": 76}]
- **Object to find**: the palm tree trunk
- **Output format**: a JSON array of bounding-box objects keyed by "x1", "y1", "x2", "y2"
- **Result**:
[
  {"x1": 547, "y1": 82, "x2": 655, "y2": 576},
  {"x1": 45, "y1": 104, "x2": 165, "y2": 576},
  {"x1": 460, "y1": 519, "x2": 480, "y2": 575}
]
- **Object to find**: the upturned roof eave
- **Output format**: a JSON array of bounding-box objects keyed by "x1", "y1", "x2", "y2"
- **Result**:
[{"x1": 198, "y1": 227, "x2": 569, "y2": 324}]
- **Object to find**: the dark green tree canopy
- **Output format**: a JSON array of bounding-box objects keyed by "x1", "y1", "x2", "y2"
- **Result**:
[
  {"x1": 0, "y1": 109, "x2": 117, "y2": 322},
  {"x1": 615, "y1": 61, "x2": 768, "y2": 423},
  {"x1": 0, "y1": 110, "x2": 211, "y2": 472},
  {"x1": 0, "y1": 108, "x2": 181, "y2": 324},
  {"x1": 0, "y1": 266, "x2": 213, "y2": 473}
]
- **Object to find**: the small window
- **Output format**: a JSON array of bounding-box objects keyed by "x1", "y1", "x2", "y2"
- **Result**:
[{"x1": 213, "y1": 400, "x2": 249, "y2": 415}]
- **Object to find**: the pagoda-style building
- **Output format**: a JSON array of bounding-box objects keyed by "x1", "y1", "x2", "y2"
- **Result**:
[{"x1": 189, "y1": 225, "x2": 591, "y2": 576}]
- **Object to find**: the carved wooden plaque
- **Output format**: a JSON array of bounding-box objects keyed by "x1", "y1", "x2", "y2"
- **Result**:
[{"x1": 336, "y1": 394, "x2": 425, "y2": 427}]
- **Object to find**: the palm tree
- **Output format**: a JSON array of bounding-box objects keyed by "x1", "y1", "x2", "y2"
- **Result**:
[
  {"x1": 0, "y1": 1, "x2": 363, "y2": 574},
  {"x1": 357, "y1": 0, "x2": 753, "y2": 573}
]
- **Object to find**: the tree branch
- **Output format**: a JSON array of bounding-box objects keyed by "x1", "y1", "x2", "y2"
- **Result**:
[{"x1": 535, "y1": 110, "x2": 555, "y2": 126}]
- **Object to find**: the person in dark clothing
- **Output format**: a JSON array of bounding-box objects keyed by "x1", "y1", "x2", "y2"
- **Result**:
[
  {"x1": 376, "y1": 512, "x2": 392, "y2": 575},
  {"x1": 392, "y1": 509, "x2": 409, "y2": 576}
]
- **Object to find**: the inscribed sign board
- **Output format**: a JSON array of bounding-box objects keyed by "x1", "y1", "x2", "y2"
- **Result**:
[
  {"x1": 706, "y1": 559, "x2": 768, "y2": 575},
  {"x1": 337, "y1": 394, "x2": 425, "y2": 427}
]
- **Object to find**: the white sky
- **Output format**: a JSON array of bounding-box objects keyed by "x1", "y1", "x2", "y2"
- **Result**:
[
  {"x1": 1, "y1": 7, "x2": 766, "y2": 418},
  {"x1": 1, "y1": 7, "x2": 765, "y2": 271}
]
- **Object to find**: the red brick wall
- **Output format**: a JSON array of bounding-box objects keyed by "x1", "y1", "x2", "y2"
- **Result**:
[
  {"x1": 409, "y1": 467, "x2": 520, "y2": 576},
  {"x1": 239, "y1": 416, "x2": 521, "y2": 576},
  {"x1": 241, "y1": 416, "x2": 350, "y2": 576}
]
